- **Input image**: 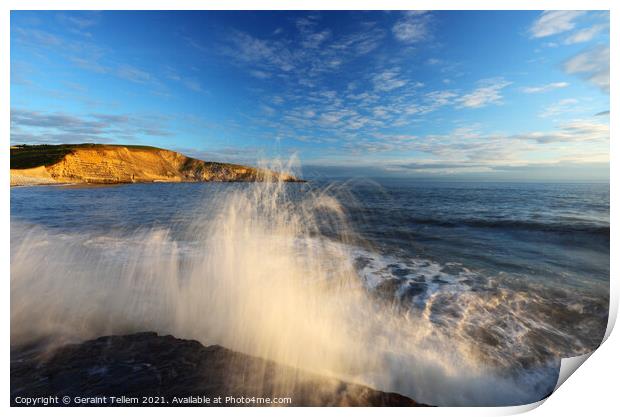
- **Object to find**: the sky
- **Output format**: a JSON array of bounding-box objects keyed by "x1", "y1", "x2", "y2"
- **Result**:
[{"x1": 10, "y1": 10, "x2": 610, "y2": 181}]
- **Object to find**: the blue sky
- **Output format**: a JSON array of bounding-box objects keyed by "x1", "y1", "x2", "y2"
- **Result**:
[{"x1": 10, "y1": 10, "x2": 610, "y2": 180}]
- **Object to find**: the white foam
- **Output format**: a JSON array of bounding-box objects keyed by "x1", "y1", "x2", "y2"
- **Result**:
[{"x1": 11, "y1": 179, "x2": 562, "y2": 406}]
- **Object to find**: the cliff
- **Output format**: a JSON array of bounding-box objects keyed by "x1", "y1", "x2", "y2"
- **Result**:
[
  {"x1": 11, "y1": 332, "x2": 422, "y2": 407},
  {"x1": 10, "y1": 144, "x2": 299, "y2": 186}
]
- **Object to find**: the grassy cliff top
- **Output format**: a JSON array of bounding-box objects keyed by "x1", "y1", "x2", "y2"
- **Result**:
[{"x1": 10, "y1": 144, "x2": 167, "y2": 170}]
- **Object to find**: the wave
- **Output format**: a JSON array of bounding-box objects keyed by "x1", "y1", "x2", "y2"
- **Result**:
[
  {"x1": 11, "y1": 175, "x2": 593, "y2": 406},
  {"x1": 351, "y1": 247, "x2": 608, "y2": 369}
]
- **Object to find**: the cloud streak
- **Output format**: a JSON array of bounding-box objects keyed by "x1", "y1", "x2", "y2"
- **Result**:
[
  {"x1": 392, "y1": 11, "x2": 431, "y2": 43},
  {"x1": 565, "y1": 23, "x2": 608, "y2": 44},
  {"x1": 220, "y1": 16, "x2": 387, "y2": 85},
  {"x1": 522, "y1": 82, "x2": 569, "y2": 94},
  {"x1": 563, "y1": 45, "x2": 609, "y2": 93},
  {"x1": 11, "y1": 108, "x2": 173, "y2": 145},
  {"x1": 456, "y1": 79, "x2": 511, "y2": 108},
  {"x1": 373, "y1": 68, "x2": 408, "y2": 92},
  {"x1": 340, "y1": 118, "x2": 608, "y2": 175},
  {"x1": 529, "y1": 11, "x2": 585, "y2": 38}
]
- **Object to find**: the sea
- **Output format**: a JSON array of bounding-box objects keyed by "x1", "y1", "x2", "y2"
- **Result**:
[{"x1": 10, "y1": 179, "x2": 610, "y2": 406}]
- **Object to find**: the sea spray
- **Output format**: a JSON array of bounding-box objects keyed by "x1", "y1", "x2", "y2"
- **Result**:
[{"x1": 11, "y1": 164, "x2": 560, "y2": 406}]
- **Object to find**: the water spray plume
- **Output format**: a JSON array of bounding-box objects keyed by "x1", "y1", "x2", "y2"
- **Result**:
[{"x1": 11, "y1": 159, "x2": 554, "y2": 405}]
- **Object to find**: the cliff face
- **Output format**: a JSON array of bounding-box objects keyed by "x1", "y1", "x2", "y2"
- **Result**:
[{"x1": 10, "y1": 144, "x2": 298, "y2": 186}]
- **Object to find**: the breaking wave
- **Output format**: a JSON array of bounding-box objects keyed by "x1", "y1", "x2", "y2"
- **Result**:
[{"x1": 11, "y1": 175, "x2": 604, "y2": 406}]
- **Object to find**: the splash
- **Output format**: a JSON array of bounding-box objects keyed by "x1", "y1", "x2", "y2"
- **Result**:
[{"x1": 10, "y1": 164, "x2": 558, "y2": 406}]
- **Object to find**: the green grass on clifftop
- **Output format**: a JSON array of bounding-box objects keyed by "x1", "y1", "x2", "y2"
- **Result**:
[{"x1": 10, "y1": 144, "x2": 163, "y2": 169}]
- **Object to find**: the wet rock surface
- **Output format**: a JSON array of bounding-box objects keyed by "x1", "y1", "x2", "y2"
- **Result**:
[{"x1": 11, "y1": 332, "x2": 422, "y2": 407}]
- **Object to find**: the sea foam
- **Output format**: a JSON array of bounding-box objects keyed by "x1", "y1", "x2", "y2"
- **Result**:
[{"x1": 11, "y1": 166, "x2": 562, "y2": 406}]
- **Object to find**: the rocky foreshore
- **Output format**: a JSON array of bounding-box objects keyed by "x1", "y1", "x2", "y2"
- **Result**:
[{"x1": 11, "y1": 332, "x2": 422, "y2": 407}]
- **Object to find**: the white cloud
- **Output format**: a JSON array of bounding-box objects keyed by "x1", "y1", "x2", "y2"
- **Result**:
[
  {"x1": 319, "y1": 110, "x2": 353, "y2": 125},
  {"x1": 295, "y1": 16, "x2": 332, "y2": 49},
  {"x1": 260, "y1": 105, "x2": 276, "y2": 116},
  {"x1": 457, "y1": 79, "x2": 511, "y2": 108},
  {"x1": 392, "y1": 12, "x2": 431, "y2": 43},
  {"x1": 11, "y1": 108, "x2": 172, "y2": 144},
  {"x1": 539, "y1": 98, "x2": 579, "y2": 118},
  {"x1": 329, "y1": 25, "x2": 385, "y2": 56},
  {"x1": 70, "y1": 56, "x2": 108, "y2": 74},
  {"x1": 183, "y1": 79, "x2": 207, "y2": 93},
  {"x1": 372, "y1": 68, "x2": 407, "y2": 92},
  {"x1": 227, "y1": 30, "x2": 290, "y2": 71},
  {"x1": 57, "y1": 12, "x2": 99, "y2": 29},
  {"x1": 223, "y1": 22, "x2": 385, "y2": 82},
  {"x1": 14, "y1": 28, "x2": 62, "y2": 46},
  {"x1": 165, "y1": 67, "x2": 208, "y2": 93},
  {"x1": 514, "y1": 119, "x2": 608, "y2": 143},
  {"x1": 116, "y1": 64, "x2": 152, "y2": 84},
  {"x1": 425, "y1": 90, "x2": 457, "y2": 108},
  {"x1": 563, "y1": 45, "x2": 609, "y2": 92},
  {"x1": 249, "y1": 69, "x2": 271, "y2": 79},
  {"x1": 565, "y1": 23, "x2": 607, "y2": 44},
  {"x1": 345, "y1": 118, "x2": 608, "y2": 169},
  {"x1": 302, "y1": 29, "x2": 331, "y2": 49},
  {"x1": 372, "y1": 106, "x2": 390, "y2": 119},
  {"x1": 529, "y1": 11, "x2": 585, "y2": 38},
  {"x1": 522, "y1": 82, "x2": 569, "y2": 94}
]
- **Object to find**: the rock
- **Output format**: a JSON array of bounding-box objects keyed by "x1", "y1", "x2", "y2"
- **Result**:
[
  {"x1": 10, "y1": 144, "x2": 303, "y2": 186},
  {"x1": 11, "y1": 332, "x2": 423, "y2": 407}
]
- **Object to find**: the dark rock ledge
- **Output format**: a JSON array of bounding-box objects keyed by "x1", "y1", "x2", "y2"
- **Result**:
[{"x1": 11, "y1": 332, "x2": 423, "y2": 407}]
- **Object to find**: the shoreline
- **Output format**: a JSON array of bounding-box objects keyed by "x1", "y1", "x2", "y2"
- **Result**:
[{"x1": 10, "y1": 178, "x2": 308, "y2": 188}]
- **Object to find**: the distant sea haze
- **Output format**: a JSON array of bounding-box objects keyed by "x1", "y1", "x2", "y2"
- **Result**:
[{"x1": 10, "y1": 179, "x2": 609, "y2": 406}]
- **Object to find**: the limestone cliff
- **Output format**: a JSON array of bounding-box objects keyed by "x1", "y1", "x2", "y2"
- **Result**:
[{"x1": 10, "y1": 144, "x2": 299, "y2": 186}]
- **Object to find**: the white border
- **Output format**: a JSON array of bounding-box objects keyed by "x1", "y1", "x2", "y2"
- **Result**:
[{"x1": 2, "y1": 1, "x2": 616, "y2": 416}]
